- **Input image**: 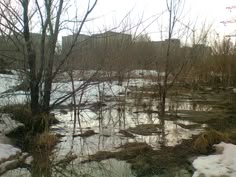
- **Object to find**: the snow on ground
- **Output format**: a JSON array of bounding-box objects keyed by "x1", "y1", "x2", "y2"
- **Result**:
[
  {"x1": 0, "y1": 91, "x2": 28, "y2": 106},
  {"x1": 130, "y1": 70, "x2": 164, "y2": 77},
  {"x1": 192, "y1": 142, "x2": 236, "y2": 177},
  {"x1": 0, "y1": 72, "x2": 129, "y2": 106},
  {"x1": 0, "y1": 114, "x2": 31, "y2": 175},
  {"x1": 0, "y1": 144, "x2": 21, "y2": 162},
  {"x1": 0, "y1": 74, "x2": 19, "y2": 93},
  {"x1": 0, "y1": 114, "x2": 24, "y2": 135},
  {"x1": 0, "y1": 71, "x2": 166, "y2": 107},
  {"x1": 51, "y1": 81, "x2": 129, "y2": 105},
  {"x1": 0, "y1": 74, "x2": 28, "y2": 105},
  {"x1": 1, "y1": 168, "x2": 31, "y2": 177}
]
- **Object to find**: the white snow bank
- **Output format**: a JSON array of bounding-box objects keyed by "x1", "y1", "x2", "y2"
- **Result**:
[
  {"x1": 0, "y1": 151, "x2": 30, "y2": 176},
  {"x1": 192, "y1": 142, "x2": 236, "y2": 177},
  {"x1": 0, "y1": 114, "x2": 24, "y2": 134},
  {"x1": 0, "y1": 144, "x2": 21, "y2": 162}
]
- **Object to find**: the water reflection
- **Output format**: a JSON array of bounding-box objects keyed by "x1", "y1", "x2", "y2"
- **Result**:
[
  {"x1": 1, "y1": 97, "x2": 205, "y2": 177},
  {"x1": 2, "y1": 80, "x2": 216, "y2": 177},
  {"x1": 45, "y1": 96, "x2": 205, "y2": 176},
  {"x1": 167, "y1": 98, "x2": 213, "y2": 112}
]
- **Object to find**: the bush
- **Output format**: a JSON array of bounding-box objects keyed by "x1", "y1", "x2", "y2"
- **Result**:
[{"x1": 193, "y1": 129, "x2": 231, "y2": 154}]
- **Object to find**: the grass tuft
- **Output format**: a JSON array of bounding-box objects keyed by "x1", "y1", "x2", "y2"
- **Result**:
[
  {"x1": 35, "y1": 132, "x2": 58, "y2": 151},
  {"x1": 193, "y1": 129, "x2": 231, "y2": 154}
]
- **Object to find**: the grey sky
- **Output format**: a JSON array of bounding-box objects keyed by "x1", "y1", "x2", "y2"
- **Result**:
[{"x1": 81, "y1": 0, "x2": 236, "y2": 41}]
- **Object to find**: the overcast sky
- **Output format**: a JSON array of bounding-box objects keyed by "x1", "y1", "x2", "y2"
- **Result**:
[{"x1": 80, "y1": 0, "x2": 236, "y2": 41}]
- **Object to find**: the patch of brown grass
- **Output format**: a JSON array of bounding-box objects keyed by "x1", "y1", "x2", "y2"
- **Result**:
[
  {"x1": 193, "y1": 129, "x2": 231, "y2": 154},
  {"x1": 36, "y1": 132, "x2": 58, "y2": 150},
  {"x1": 87, "y1": 142, "x2": 153, "y2": 162}
]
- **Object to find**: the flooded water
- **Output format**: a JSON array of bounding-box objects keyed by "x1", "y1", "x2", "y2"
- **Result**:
[
  {"x1": 36, "y1": 93, "x2": 207, "y2": 176},
  {"x1": 1, "y1": 77, "x2": 236, "y2": 177}
]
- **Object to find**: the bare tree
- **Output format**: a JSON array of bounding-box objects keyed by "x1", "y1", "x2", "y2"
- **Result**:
[
  {"x1": 156, "y1": 0, "x2": 182, "y2": 116},
  {"x1": 154, "y1": 0, "x2": 198, "y2": 116},
  {"x1": 0, "y1": 0, "x2": 97, "y2": 130}
]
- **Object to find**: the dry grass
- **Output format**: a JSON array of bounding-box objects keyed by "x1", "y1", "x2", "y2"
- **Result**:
[
  {"x1": 193, "y1": 129, "x2": 231, "y2": 154},
  {"x1": 36, "y1": 132, "x2": 58, "y2": 150},
  {"x1": 87, "y1": 142, "x2": 152, "y2": 162}
]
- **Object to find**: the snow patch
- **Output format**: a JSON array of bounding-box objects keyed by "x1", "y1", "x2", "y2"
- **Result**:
[
  {"x1": 0, "y1": 144, "x2": 21, "y2": 162},
  {"x1": 0, "y1": 114, "x2": 24, "y2": 135},
  {"x1": 130, "y1": 70, "x2": 164, "y2": 77},
  {"x1": 0, "y1": 74, "x2": 28, "y2": 105},
  {"x1": 192, "y1": 142, "x2": 236, "y2": 177}
]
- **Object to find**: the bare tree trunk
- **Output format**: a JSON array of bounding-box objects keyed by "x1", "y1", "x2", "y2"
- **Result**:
[
  {"x1": 22, "y1": 0, "x2": 40, "y2": 115},
  {"x1": 43, "y1": 68, "x2": 53, "y2": 113},
  {"x1": 160, "y1": 87, "x2": 167, "y2": 116},
  {"x1": 159, "y1": 0, "x2": 178, "y2": 117},
  {"x1": 68, "y1": 71, "x2": 77, "y2": 132},
  {"x1": 43, "y1": 0, "x2": 63, "y2": 113}
]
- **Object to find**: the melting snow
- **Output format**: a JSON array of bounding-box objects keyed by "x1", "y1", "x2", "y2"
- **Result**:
[
  {"x1": 0, "y1": 144, "x2": 21, "y2": 162},
  {"x1": 0, "y1": 114, "x2": 24, "y2": 135},
  {"x1": 192, "y1": 142, "x2": 236, "y2": 177}
]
